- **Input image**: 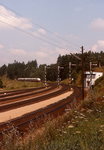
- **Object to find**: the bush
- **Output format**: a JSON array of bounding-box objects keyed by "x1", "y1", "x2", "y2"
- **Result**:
[{"x1": 95, "y1": 75, "x2": 104, "y2": 86}]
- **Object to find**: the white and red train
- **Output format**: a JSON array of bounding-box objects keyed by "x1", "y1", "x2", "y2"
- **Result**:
[{"x1": 17, "y1": 78, "x2": 41, "y2": 82}]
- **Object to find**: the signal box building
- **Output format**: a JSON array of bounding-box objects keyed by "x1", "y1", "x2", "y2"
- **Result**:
[{"x1": 84, "y1": 71, "x2": 103, "y2": 88}]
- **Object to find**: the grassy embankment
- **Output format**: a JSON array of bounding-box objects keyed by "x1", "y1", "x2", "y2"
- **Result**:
[{"x1": 0, "y1": 76, "x2": 44, "y2": 90}]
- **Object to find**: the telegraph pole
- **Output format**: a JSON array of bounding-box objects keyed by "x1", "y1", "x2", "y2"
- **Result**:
[{"x1": 81, "y1": 46, "x2": 85, "y2": 100}]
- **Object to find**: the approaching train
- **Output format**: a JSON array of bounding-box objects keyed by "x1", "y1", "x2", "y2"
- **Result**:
[{"x1": 17, "y1": 78, "x2": 41, "y2": 82}]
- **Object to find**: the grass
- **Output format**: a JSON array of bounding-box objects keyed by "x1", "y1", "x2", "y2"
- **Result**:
[
  {"x1": 0, "y1": 76, "x2": 44, "y2": 90},
  {"x1": 1, "y1": 93, "x2": 104, "y2": 150}
]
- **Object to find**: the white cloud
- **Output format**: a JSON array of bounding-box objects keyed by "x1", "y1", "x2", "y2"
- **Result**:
[
  {"x1": 33, "y1": 28, "x2": 47, "y2": 38},
  {"x1": 38, "y1": 28, "x2": 47, "y2": 35},
  {"x1": 9, "y1": 49, "x2": 27, "y2": 55},
  {"x1": 92, "y1": 40, "x2": 104, "y2": 51},
  {"x1": 90, "y1": 18, "x2": 104, "y2": 30},
  {"x1": 0, "y1": 44, "x2": 4, "y2": 49},
  {"x1": 0, "y1": 5, "x2": 33, "y2": 30}
]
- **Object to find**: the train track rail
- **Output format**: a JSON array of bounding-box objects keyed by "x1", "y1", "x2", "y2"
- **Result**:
[
  {"x1": 0, "y1": 85, "x2": 82, "y2": 140},
  {"x1": 0, "y1": 85, "x2": 56, "y2": 106},
  {"x1": 0, "y1": 85, "x2": 65, "y2": 112},
  {"x1": 0, "y1": 86, "x2": 45, "y2": 98}
]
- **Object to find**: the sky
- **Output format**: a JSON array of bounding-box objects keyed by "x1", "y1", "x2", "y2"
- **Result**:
[{"x1": 0, "y1": 0, "x2": 104, "y2": 66}]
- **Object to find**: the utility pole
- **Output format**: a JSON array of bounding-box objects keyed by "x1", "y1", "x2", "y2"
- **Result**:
[{"x1": 81, "y1": 46, "x2": 85, "y2": 100}]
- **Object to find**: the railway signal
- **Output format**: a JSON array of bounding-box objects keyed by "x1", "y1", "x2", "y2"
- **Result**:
[
  {"x1": 57, "y1": 65, "x2": 64, "y2": 88},
  {"x1": 68, "y1": 62, "x2": 76, "y2": 90},
  {"x1": 44, "y1": 65, "x2": 50, "y2": 88}
]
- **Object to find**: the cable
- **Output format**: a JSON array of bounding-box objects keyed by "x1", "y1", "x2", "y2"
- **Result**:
[
  {"x1": 0, "y1": 12, "x2": 77, "y2": 50},
  {"x1": 0, "y1": 13, "x2": 70, "y2": 48},
  {"x1": 0, "y1": 12, "x2": 80, "y2": 51},
  {"x1": 0, "y1": 3, "x2": 80, "y2": 49},
  {"x1": 0, "y1": 19, "x2": 70, "y2": 50}
]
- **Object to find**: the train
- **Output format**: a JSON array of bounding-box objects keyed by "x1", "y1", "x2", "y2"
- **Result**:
[{"x1": 17, "y1": 78, "x2": 41, "y2": 82}]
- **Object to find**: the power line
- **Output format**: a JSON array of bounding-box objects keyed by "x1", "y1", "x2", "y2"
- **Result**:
[
  {"x1": 0, "y1": 3, "x2": 80, "y2": 49},
  {"x1": 0, "y1": 13, "x2": 71, "y2": 49},
  {"x1": 0, "y1": 12, "x2": 78, "y2": 50},
  {"x1": 0, "y1": 19, "x2": 68, "y2": 50}
]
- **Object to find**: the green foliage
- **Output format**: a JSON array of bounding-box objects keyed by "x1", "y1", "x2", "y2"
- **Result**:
[
  {"x1": 94, "y1": 75, "x2": 104, "y2": 98},
  {"x1": 47, "y1": 64, "x2": 58, "y2": 81},
  {"x1": 57, "y1": 51, "x2": 104, "y2": 81},
  {"x1": 0, "y1": 51, "x2": 104, "y2": 81},
  {"x1": 0, "y1": 64, "x2": 7, "y2": 76},
  {"x1": 95, "y1": 75, "x2": 104, "y2": 86},
  {"x1": 7, "y1": 61, "x2": 26, "y2": 79}
]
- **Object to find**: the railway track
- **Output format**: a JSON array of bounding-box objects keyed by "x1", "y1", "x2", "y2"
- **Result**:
[
  {"x1": 0, "y1": 85, "x2": 64, "y2": 112},
  {"x1": 0, "y1": 85, "x2": 56, "y2": 106},
  {"x1": 0, "y1": 85, "x2": 82, "y2": 140},
  {"x1": 0, "y1": 86, "x2": 45, "y2": 98}
]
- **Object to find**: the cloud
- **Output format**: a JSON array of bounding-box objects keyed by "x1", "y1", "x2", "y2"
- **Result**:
[
  {"x1": 90, "y1": 18, "x2": 104, "y2": 30},
  {"x1": 9, "y1": 49, "x2": 27, "y2": 55},
  {"x1": 38, "y1": 28, "x2": 47, "y2": 35},
  {"x1": 0, "y1": 5, "x2": 33, "y2": 30},
  {"x1": 0, "y1": 44, "x2": 4, "y2": 49},
  {"x1": 92, "y1": 40, "x2": 104, "y2": 51},
  {"x1": 33, "y1": 28, "x2": 47, "y2": 38}
]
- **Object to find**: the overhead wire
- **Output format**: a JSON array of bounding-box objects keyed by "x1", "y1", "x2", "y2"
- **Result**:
[
  {"x1": 0, "y1": 12, "x2": 77, "y2": 50},
  {"x1": 0, "y1": 3, "x2": 80, "y2": 50},
  {"x1": 0, "y1": 13, "x2": 69, "y2": 48},
  {"x1": 0, "y1": 19, "x2": 67, "y2": 50}
]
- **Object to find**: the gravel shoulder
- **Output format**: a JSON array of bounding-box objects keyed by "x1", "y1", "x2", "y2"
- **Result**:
[{"x1": 0, "y1": 91, "x2": 73, "y2": 123}]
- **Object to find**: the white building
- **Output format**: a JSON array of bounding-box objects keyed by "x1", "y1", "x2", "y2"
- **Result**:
[{"x1": 84, "y1": 71, "x2": 103, "y2": 88}]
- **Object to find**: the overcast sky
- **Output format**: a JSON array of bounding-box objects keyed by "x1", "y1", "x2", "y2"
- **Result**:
[{"x1": 0, "y1": 0, "x2": 104, "y2": 66}]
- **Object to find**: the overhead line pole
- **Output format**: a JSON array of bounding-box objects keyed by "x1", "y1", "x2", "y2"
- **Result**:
[
  {"x1": 44, "y1": 65, "x2": 47, "y2": 88},
  {"x1": 81, "y1": 46, "x2": 85, "y2": 100}
]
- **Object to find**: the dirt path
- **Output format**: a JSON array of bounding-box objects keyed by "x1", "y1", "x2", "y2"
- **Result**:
[{"x1": 0, "y1": 91, "x2": 73, "y2": 123}]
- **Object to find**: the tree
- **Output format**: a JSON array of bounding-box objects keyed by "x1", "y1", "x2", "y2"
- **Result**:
[
  {"x1": 0, "y1": 79, "x2": 3, "y2": 88},
  {"x1": 0, "y1": 64, "x2": 7, "y2": 76}
]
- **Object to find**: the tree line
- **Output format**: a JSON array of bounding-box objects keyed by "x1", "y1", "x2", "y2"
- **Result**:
[{"x1": 0, "y1": 51, "x2": 104, "y2": 82}]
